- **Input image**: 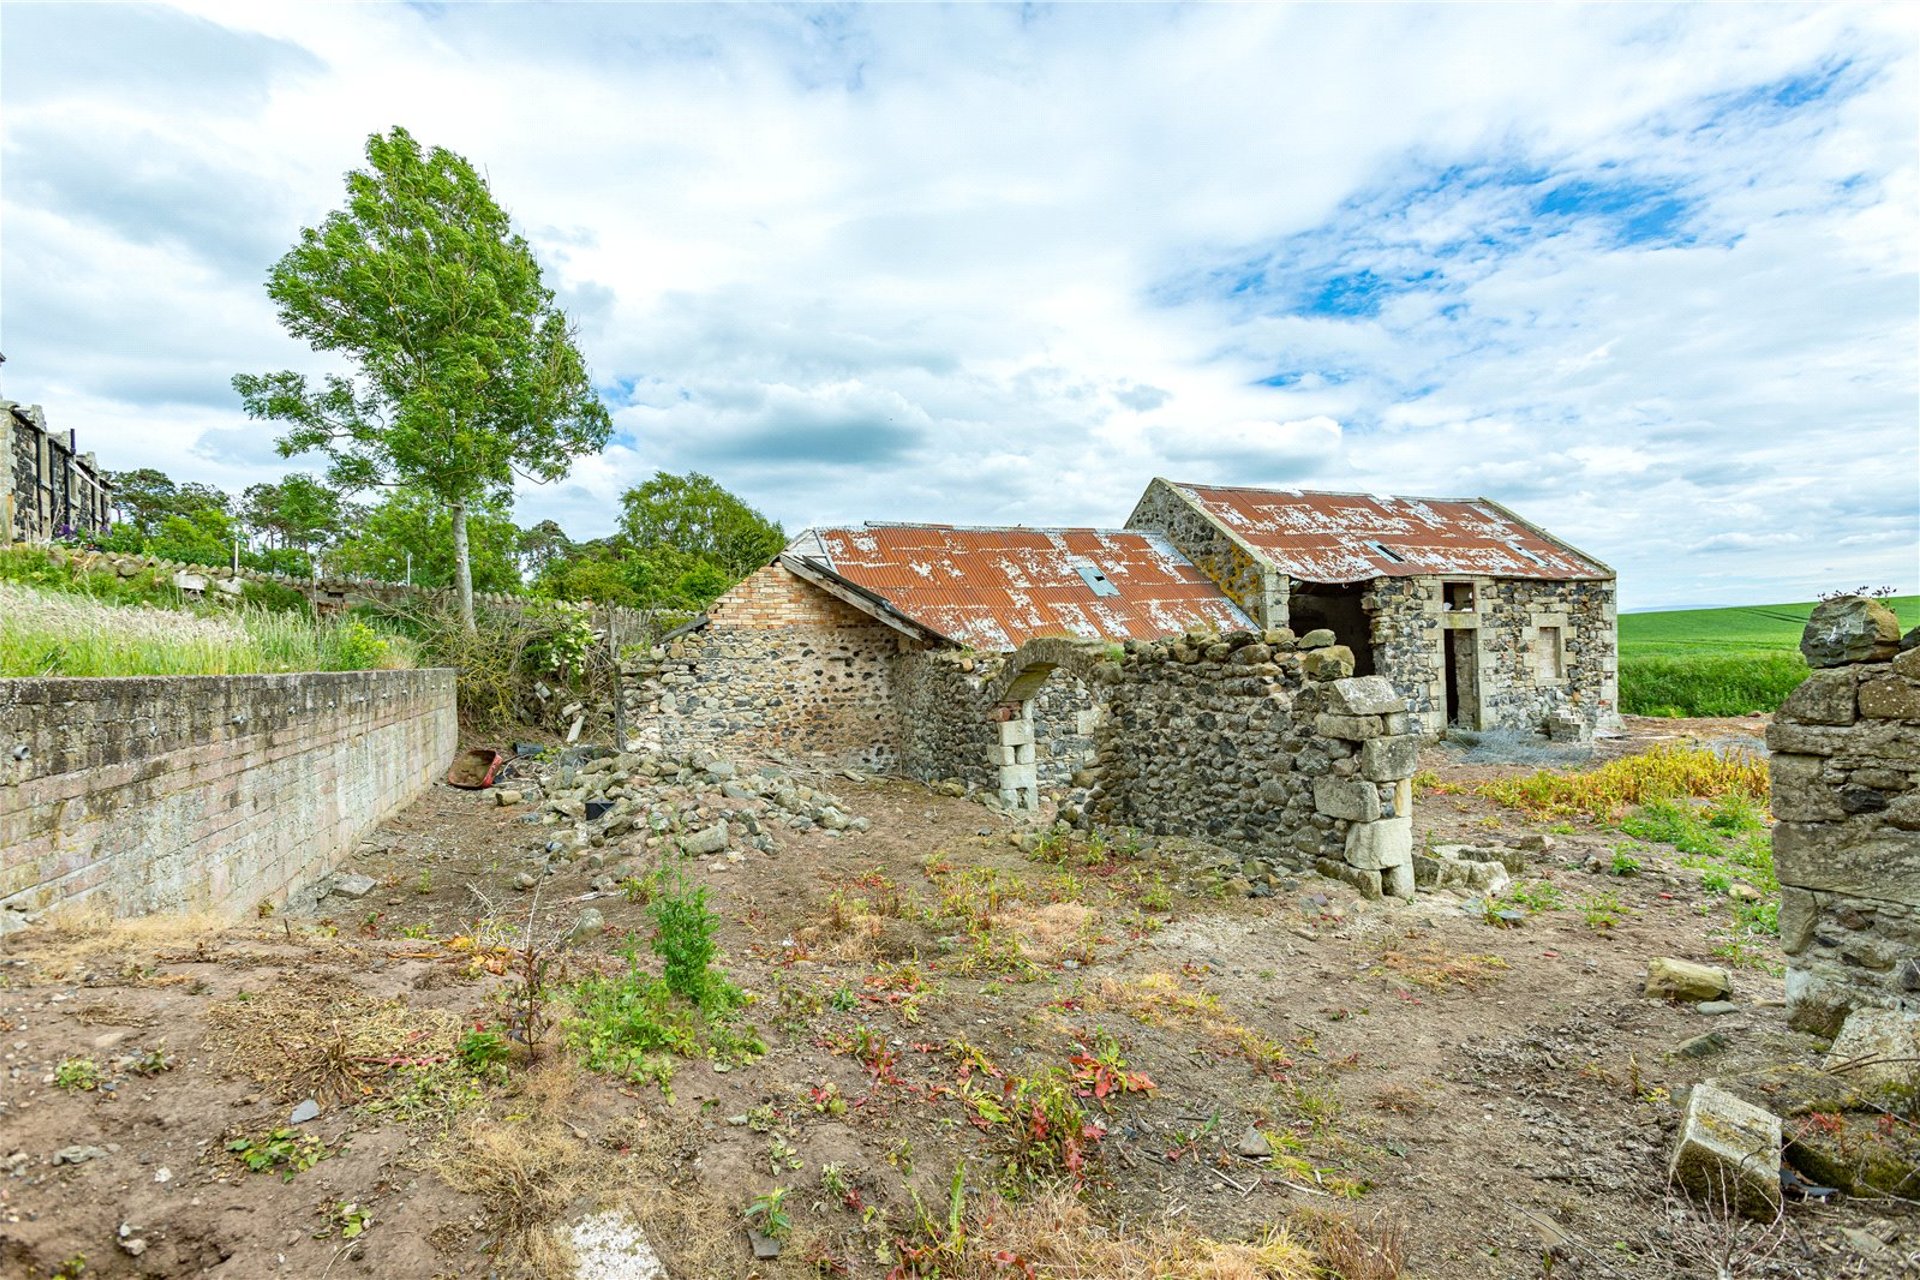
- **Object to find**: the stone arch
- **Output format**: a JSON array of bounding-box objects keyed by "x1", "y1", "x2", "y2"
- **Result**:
[{"x1": 982, "y1": 638, "x2": 1116, "y2": 809}]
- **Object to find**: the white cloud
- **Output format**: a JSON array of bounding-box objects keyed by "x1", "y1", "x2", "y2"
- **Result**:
[{"x1": 0, "y1": 2, "x2": 1913, "y2": 609}]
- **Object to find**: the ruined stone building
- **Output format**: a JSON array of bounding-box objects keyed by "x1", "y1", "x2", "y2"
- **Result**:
[
  {"x1": 0, "y1": 391, "x2": 114, "y2": 543},
  {"x1": 1127, "y1": 480, "x2": 1618, "y2": 734},
  {"x1": 628, "y1": 481, "x2": 1616, "y2": 799}
]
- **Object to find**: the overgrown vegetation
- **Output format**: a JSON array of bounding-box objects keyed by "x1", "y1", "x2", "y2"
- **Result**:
[
  {"x1": 1476, "y1": 743, "x2": 1766, "y2": 822},
  {"x1": 0, "y1": 582, "x2": 411, "y2": 677}
]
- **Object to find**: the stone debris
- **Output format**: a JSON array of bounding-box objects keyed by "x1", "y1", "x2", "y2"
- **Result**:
[
  {"x1": 566, "y1": 908, "x2": 606, "y2": 946},
  {"x1": 53, "y1": 1145, "x2": 109, "y2": 1165},
  {"x1": 1822, "y1": 1008, "x2": 1920, "y2": 1094},
  {"x1": 1644, "y1": 957, "x2": 1733, "y2": 1003},
  {"x1": 289, "y1": 1099, "x2": 320, "y2": 1125},
  {"x1": 564, "y1": 1210, "x2": 667, "y2": 1280},
  {"x1": 1668, "y1": 1082, "x2": 1782, "y2": 1218},
  {"x1": 327, "y1": 873, "x2": 377, "y2": 900}
]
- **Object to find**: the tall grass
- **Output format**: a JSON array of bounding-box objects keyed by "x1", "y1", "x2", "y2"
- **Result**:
[
  {"x1": 1476, "y1": 743, "x2": 1767, "y2": 822},
  {"x1": 1618, "y1": 651, "x2": 1809, "y2": 718},
  {"x1": 0, "y1": 584, "x2": 413, "y2": 677}
]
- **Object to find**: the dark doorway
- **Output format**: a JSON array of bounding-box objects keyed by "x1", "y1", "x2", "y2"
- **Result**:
[
  {"x1": 1287, "y1": 582, "x2": 1374, "y2": 676},
  {"x1": 1443, "y1": 627, "x2": 1480, "y2": 728}
]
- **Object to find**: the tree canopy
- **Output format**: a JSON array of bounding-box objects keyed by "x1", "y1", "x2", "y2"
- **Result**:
[
  {"x1": 233, "y1": 125, "x2": 610, "y2": 628},
  {"x1": 618, "y1": 471, "x2": 786, "y2": 580}
]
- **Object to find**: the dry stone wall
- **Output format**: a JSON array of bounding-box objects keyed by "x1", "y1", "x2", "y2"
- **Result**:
[
  {"x1": 1126, "y1": 480, "x2": 1282, "y2": 627},
  {"x1": 1089, "y1": 630, "x2": 1421, "y2": 898},
  {"x1": 1770, "y1": 596, "x2": 1920, "y2": 1035},
  {"x1": 0, "y1": 669, "x2": 456, "y2": 927}
]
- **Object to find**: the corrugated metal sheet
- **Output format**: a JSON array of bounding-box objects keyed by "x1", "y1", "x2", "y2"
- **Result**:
[
  {"x1": 796, "y1": 524, "x2": 1254, "y2": 651},
  {"x1": 1173, "y1": 484, "x2": 1609, "y2": 584}
]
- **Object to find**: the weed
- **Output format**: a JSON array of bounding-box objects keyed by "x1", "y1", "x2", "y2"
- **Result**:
[
  {"x1": 565, "y1": 933, "x2": 762, "y2": 1093},
  {"x1": 53, "y1": 1057, "x2": 100, "y2": 1092},
  {"x1": 1005, "y1": 1067, "x2": 1105, "y2": 1188},
  {"x1": 745, "y1": 1187, "x2": 793, "y2": 1240},
  {"x1": 455, "y1": 1026, "x2": 512, "y2": 1075},
  {"x1": 1610, "y1": 849, "x2": 1643, "y2": 876},
  {"x1": 414, "y1": 870, "x2": 433, "y2": 895},
  {"x1": 1479, "y1": 744, "x2": 1766, "y2": 822},
  {"x1": 323, "y1": 1201, "x2": 372, "y2": 1241},
  {"x1": 650, "y1": 879, "x2": 736, "y2": 1006},
  {"x1": 1501, "y1": 879, "x2": 1566, "y2": 912},
  {"x1": 226, "y1": 1127, "x2": 330, "y2": 1181},
  {"x1": 1579, "y1": 891, "x2": 1629, "y2": 932}
]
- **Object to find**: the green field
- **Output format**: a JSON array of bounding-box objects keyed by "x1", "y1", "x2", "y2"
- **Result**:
[{"x1": 1618, "y1": 595, "x2": 1916, "y2": 717}]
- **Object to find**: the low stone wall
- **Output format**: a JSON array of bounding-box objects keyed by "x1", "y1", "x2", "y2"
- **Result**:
[
  {"x1": 0, "y1": 669, "x2": 456, "y2": 925},
  {"x1": 1088, "y1": 630, "x2": 1421, "y2": 897},
  {"x1": 1771, "y1": 596, "x2": 1920, "y2": 1035}
]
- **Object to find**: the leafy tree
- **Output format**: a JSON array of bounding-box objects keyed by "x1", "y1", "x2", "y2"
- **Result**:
[
  {"x1": 330, "y1": 489, "x2": 523, "y2": 594},
  {"x1": 618, "y1": 471, "x2": 784, "y2": 579},
  {"x1": 233, "y1": 126, "x2": 611, "y2": 630},
  {"x1": 517, "y1": 518, "x2": 573, "y2": 579},
  {"x1": 111, "y1": 469, "x2": 231, "y2": 539},
  {"x1": 147, "y1": 507, "x2": 236, "y2": 568},
  {"x1": 240, "y1": 473, "x2": 344, "y2": 558}
]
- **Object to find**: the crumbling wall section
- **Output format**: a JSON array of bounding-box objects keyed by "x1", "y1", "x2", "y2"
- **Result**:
[
  {"x1": 622, "y1": 562, "x2": 908, "y2": 770},
  {"x1": 0, "y1": 669, "x2": 456, "y2": 925},
  {"x1": 1771, "y1": 596, "x2": 1920, "y2": 1035},
  {"x1": 892, "y1": 650, "x2": 996, "y2": 789},
  {"x1": 1089, "y1": 630, "x2": 1421, "y2": 897}
]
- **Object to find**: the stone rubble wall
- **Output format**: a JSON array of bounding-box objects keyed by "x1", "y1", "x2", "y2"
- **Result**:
[
  {"x1": 0, "y1": 669, "x2": 457, "y2": 927},
  {"x1": 1032, "y1": 671, "x2": 1099, "y2": 787},
  {"x1": 1089, "y1": 629, "x2": 1421, "y2": 898},
  {"x1": 1365, "y1": 575, "x2": 1617, "y2": 735},
  {"x1": 889, "y1": 650, "x2": 997, "y2": 791},
  {"x1": 1770, "y1": 596, "x2": 1920, "y2": 1036},
  {"x1": 621, "y1": 562, "x2": 910, "y2": 770}
]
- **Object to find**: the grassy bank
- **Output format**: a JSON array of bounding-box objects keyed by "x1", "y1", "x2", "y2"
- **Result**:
[
  {"x1": 1618, "y1": 594, "x2": 1914, "y2": 717},
  {"x1": 0, "y1": 583, "x2": 414, "y2": 677}
]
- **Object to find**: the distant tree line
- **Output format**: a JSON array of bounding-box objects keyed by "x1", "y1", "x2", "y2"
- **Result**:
[{"x1": 91, "y1": 467, "x2": 784, "y2": 614}]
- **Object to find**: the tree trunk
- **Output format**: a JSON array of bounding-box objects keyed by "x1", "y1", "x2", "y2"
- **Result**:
[{"x1": 451, "y1": 498, "x2": 476, "y2": 633}]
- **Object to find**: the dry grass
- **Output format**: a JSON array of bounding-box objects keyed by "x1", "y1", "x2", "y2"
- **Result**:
[
  {"x1": 1088, "y1": 973, "x2": 1291, "y2": 1074},
  {"x1": 436, "y1": 1064, "x2": 597, "y2": 1278},
  {"x1": 1475, "y1": 743, "x2": 1767, "y2": 822},
  {"x1": 203, "y1": 973, "x2": 462, "y2": 1103},
  {"x1": 12, "y1": 909, "x2": 239, "y2": 979},
  {"x1": 1370, "y1": 946, "x2": 1509, "y2": 992},
  {"x1": 1296, "y1": 1208, "x2": 1408, "y2": 1280},
  {"x1": 963, "y1": 1189, "x2": 1319, "y2": 1279}
]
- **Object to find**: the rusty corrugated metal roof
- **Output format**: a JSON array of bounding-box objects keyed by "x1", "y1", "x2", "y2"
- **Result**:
[
  {"x1": 1170, "y1": 483, "x2": 1610, "y2": 584},
  {"x1": 791, "y1": 524, "x2": 1254, "y2": 651}
]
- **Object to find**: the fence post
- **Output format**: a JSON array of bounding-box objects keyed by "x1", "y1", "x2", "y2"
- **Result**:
[{"x1": 608, "y1": 606, "x2": 628, "y2": 749}]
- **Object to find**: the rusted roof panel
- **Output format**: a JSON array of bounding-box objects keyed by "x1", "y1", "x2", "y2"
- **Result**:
[
  {"x1": 1172, "y1": 483, "x2": 1610, "y2": 584},
  {"x1": 794, "y1": 524, "x2": 1254, "y2": 651}
]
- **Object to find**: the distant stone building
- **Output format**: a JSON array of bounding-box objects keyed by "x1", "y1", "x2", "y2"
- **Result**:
[
  {"x1": 1126, "y1": 480, "x2": 1618, "y2": 735},
  {"x1": 0, "y1": 373, "x2": 113, "y2": 543}
]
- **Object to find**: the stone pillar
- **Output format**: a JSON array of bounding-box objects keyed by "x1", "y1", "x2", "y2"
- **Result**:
[
  {"x1": 1309, "y1": 674, "x2": 1421, "y2": 899},
  {"x1": 1770, "y1": 596, "x2": 1919, "y2": 1035},
  {"x1": 995, "y1": 707, "x2": 1037, "y2": 810}
]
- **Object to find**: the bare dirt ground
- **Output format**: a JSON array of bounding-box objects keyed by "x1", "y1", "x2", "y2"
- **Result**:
[{"x1": 2, "y1": 716, "x2": 1914, "y2": 1279}]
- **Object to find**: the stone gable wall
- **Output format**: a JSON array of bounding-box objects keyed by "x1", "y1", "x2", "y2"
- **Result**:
[
  {"x1": 1127, "y1": 481, "x2": 1280, "y2": 628},
  {"x1": 1770, "y1": 597, "x2": 1920, "y2": 1035},
  {"x1": 0, "y1": 669, "x2": 456, "y2": 925},
  {"x1": 623, "y1": 564, "x2": 910, "y2": 769},
  {"x1": 1364, "y1": 575, "x2": 1616, "y2": 735}
]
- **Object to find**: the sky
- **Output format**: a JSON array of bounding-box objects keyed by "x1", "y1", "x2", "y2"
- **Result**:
[{"x1": 1, "y1": 2, "x2": 1915, "y2": 611}]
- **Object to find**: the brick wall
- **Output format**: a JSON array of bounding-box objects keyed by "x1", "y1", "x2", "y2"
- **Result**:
[
  {"x1": 707, "y1": 562, "x2": 879, "y2": 629},
  {"x1": 0, "y1": 670, "x2": 457, "y2": 924}
]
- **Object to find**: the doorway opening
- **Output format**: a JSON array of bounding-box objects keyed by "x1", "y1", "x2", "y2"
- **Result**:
[{"x1": 1443, "y1": 627, "x2": 1480, "y2": 728}]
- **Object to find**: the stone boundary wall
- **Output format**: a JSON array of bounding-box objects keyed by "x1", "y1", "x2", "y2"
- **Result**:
[
  {"x1": 0, "y1": 669, "x2": 457, "y2": 926},
  {"x1": 1770, "y1": 596, "x2": 1920, "y2": 1035},
  {"x1": 28, "y1": 543, "x2": 658, "y2": 638},
  {"x1": 1088, "y1": 630, "x2": 1420, "y2": 897}
]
